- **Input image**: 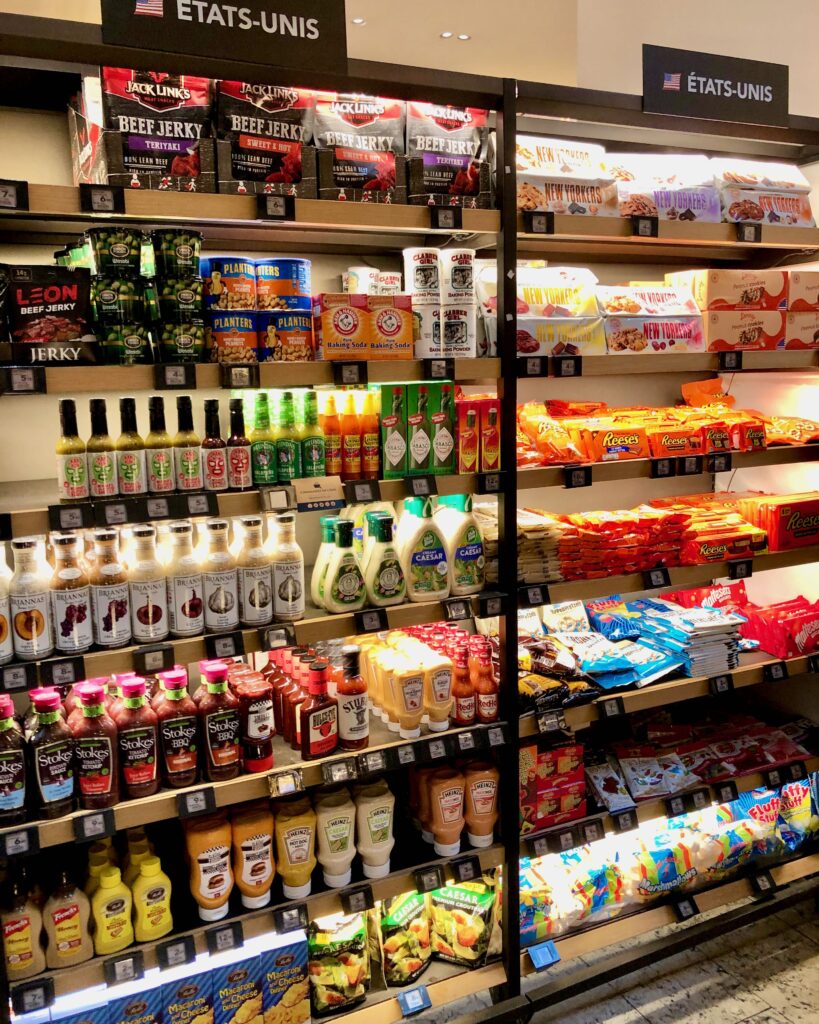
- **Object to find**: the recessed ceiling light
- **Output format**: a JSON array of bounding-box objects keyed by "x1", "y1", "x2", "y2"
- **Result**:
[
  {"x1": 457, "y1": 33, "x2": 471, "y2": 40},
  {"x1": 351, "y1": 17, "x2": 366, "y2": 25},
  {"x1": 440, "y1": 31, "x2": 453, "y2": 38}
]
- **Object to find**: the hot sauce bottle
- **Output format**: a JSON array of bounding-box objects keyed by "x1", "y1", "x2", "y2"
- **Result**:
[
  {"x1": 337, "y1": 644, "x2": 368, "y2": 752},
  {"x1": 199, "y1": 662, "x2": 240, "y2": 781},
  {"x1": 56, "y1": 398, "x2": 89, "y2": 503},
  {"x1": 201, "y1": 399, "x2": 228, "y2": 493},
  {"x1": 340, "y1": 392, "x2": 362, "y2": 481},
  {"x1": 145, "y1": 396, "x2": 175, "y2": 495},
  {"x1": 115, "y1": 678, "x2": 159, "y2": 800},
  {"x1": 234, "y1": 673, "x2": 274, "y2": 773},
  {"x1": 72, "y1": 681, "x2": 119, "y2": 810},
  {"x1": 299, "y1": 660, "x2": 338, "y2": 760},
  {"x1": 322, "y1": 394, "x2": 342, "y2": 477},
  {"x1": 227, "y1": 399, "x2": 253, "y2": 492},
  {"x1": 174, "y1": 395, "x2": 203, "y2": 492},
  {"x1": 155, "y1": 669, "x2": 199, "y2": 789},
  {"x1": 474, "y1": 654, "x2": 499, "y2": 724},
  {"x1": 451, "y1": 647, "x2": 476, "y2": 726},
  {"x1": 286, "y1": 652, "x2": 313, "y2": 750},
  {"x1": 360, "y1": 392, "x2": 380, "y2": 480}
]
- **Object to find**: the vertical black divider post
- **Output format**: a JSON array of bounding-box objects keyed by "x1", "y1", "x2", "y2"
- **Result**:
[{"x1": 495, "y1": 77, "x2": 521, "y2": 999}]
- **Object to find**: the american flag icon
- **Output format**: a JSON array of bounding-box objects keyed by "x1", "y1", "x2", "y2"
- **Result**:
[
  {"x1": 663, "y1": 72, "x2": 682, "y2": 91},
  {"x1": 134, "y1": 0, "x2": 164, "y2": 15}
]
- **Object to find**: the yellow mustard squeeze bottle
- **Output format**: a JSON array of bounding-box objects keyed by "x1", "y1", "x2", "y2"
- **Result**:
[
  {"x1": 131, "y1": 855, "x2": 173, "y2": 942},
  {"x1": 91, "y1": 865, "x2": 134, "y2": 955}
]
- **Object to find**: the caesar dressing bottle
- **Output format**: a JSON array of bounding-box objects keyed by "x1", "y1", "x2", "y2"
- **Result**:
[
  {"x1": 434, "y1": 495, "x2": 485, "y2": 596},
  {"x1": 310, "y1": 516, "x2": 340, "y2": 609},
  {"x1": 202, "y1": 519, "x2": 239, "y2": 634},
  {"x1": 323, "y1": 520, "x2": 365, "y2": 614},
  {"x1": 398, "y1": 498, "x2": 450, "y2": 602},
  {"x1": 270, "y1": 512, "x2": 305, "y2": 622}
]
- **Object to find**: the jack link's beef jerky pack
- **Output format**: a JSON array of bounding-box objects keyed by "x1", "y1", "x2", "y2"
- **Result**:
[
  {"x1": 406, "y1": 102, "x2": 492, "y2": 208},
  {"x1": 101, "y1": 67, "x2": 216, "y2": 192},
  {"x1": 314, "y1": 92, "x2": 407, "y2": 203},
  {"x1": 215, "y1": 82, "x2": 317, "y2": 196}
]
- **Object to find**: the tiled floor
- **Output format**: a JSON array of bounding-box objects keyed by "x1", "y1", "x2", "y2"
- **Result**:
[{"x1": 528, "y1": 898, "x2": 819, "y2": 1024}]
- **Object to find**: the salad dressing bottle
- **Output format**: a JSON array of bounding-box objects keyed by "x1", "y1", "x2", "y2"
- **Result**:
[
  {"x1": 90, "y1": 528, "x2": 131, "y2": 648},
  {"x1": 323, "y1": 520, "x2": 365, "y2": 613},
  {"x1": 435, "y1": 495, "x2": 484, "y2": 596},
  {"x1": 10, "y1": 538, "x2": 54, "y2": 662},
  {"x1": 50, "y1": 533, "x2": 93, "y2": 654},
  {"x1": 174, "y1": 395, "x2": 203, "y2": 492},
  {"x1": 270, "y1": 512, "x2": 305, "y2": 622},
  {"x1": 87, "y1": 398, "x2": 117, "y2": 499},
  {"x1": 399, "y1": 498, "x2": 450, "y2": 602},
  {"x1": 202, "y1": 519, "x2": 239, "y2": 634},
  {"x1": 237, "y1": 515, "x2": 273, "y2": 627},
  {"x1": 116, "y1": 397, "x2": 147, "y2": 496},
  {"x1": 0, "y1": 557, "x2": 13, "y2": 666},
  {"x1": 57, "y1": 398, "x2": 89, "y2": 503},
  {"x1": 364, "y1": 515, "x2": 406, "y2": 607},
  {"x1": 311, "y1": 515, "x2": 340, "y2": 608},
  {"x1": 145, "y1": 396, "x2": 174, "y2": 494},
  {"x1": 166, "y1": 520, "x2": 204, "y2": 638},
  {"x1": 128, "y1": 524, "x2": 169, "y2": 643}
]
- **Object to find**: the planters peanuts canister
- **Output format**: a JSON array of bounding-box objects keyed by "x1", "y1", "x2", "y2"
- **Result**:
[{"x1": 255, "y1": 258, "x2": 311, "y2": 310}]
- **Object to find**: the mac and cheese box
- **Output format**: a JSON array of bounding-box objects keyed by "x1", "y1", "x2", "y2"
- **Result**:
[
  {"x1": 50, "y1": 987, "x2": 110, "y2": 1024},
  {"x1": 162, "y1": 956, "x2": 215, "y2": 1024},
  {"x1": 108, "y1": 976, "x2": 163, "y2": 1024},
  {"x1": 211, "y1": 950, "x2": 263, "y2": 1024},
  {"x1": 259, "y1": 934, "x2": 310, "y2": 1024}
]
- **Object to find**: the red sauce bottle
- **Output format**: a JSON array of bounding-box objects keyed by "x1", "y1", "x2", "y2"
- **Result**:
[
  {"x1": 30, "y1": 690, "x2": 75, "y2": 819},
  {"x1": 337, "y1": 645, "x2": 368, "y2": 752},
  {"x1": 155, "y1": 669, "x2": 199, "y2": 789},
  {"x1": 0, "y1": 694, "x2": 27, "y2": 826},
  {"x1": 286, "y1": 653, "x2": 313, "y2": 751},
  {"x1": 114, "y1": 677, "x2": 159, "y2": 800},
  {"x1": 198, "y1": 662, "x2": 240, "y2": 781},
  {"x1": 274, "y1": 648, "x2": 302, "y2": 738},
  {"x1": 192, "y1": 659, "x2": 228, "y2": 706},
  {"x1": 72, "y1": 681, "x2": 119, "y2": 810},
  {"x1": 299, "y1": 660, "x2": 338, "y2": 760},
  {"x1": 452, "y1": 648, "x2": 476, "y2": 726},
  {"x1": 235, "y1": 674, "x2": 274, "y2": 773},
  {"x1": 474, "y1": 655, "x2": 499, "y2": 724}
]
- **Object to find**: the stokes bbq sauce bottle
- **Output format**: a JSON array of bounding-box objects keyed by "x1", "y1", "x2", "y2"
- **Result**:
[
  {"x1": 72, "y1": 681, "x2": 119, "y2": 810},
  {"x1": 199, "y1": 661, "x2": 240, "y2": 781},
  {"x1": 114, "y1": 678, "x2": 159, "y2": 799},
  {"x1": 299, "y1": 660, "x2": 338, "y2": 760},
  {"x1": 0, "y1": 694, "x2": 26, "y2": 825},
  {"x1": 31, "y1": 690, "x2": 75, "y2": 819},
  {"x1": 155, "y1": 668, "x2": 199, "y2": 789}
]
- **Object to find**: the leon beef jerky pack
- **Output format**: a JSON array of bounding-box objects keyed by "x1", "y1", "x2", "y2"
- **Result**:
[
  {"x1": 314, "y1": 92, "x2": 407, "y2": 203},
  {"x1": 101, "y1": 67, "x2": 216, "y2": 191},
  {"x1": 406, "y1": 102, "x2": 491, "y2": 208},
  {"x1": 215, "y1": 82, "x2": 317, "y2": 197}
]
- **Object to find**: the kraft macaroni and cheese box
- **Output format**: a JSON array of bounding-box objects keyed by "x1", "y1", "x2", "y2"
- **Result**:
[
  {"x1": 211, "y1": 948, "x2": 263, "y2": 1024},
  {"x1": 108, "y1": 974, "x2": 163, "y2": 1024},
  {"x1": 50, "y1": 986, "x2": 110, "y2": 1024},
  {"x1": 259, "y1": 933, "x2": 310, "y2": 1024},
  {"x1": 162, "y1": 955, "x2": 215, "y2": 1024}
]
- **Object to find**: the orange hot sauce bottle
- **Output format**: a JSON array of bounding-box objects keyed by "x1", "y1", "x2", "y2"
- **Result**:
[
  {"x1": 340, "y1": 392, "x2": 362, "y2": 481},
  {"x1": 360, "y1": 392, "x2": 380, "y2": 480},
  {"x1": 322, "y1": 394, "x2": 343, "y2": 477}
]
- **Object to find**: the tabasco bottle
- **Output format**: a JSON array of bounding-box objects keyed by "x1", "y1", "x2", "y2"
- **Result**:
[
  {"x1": 360, "y1": 392, "x2": 380, "y2": 480},
  {"x1": 56, "y1": 398, "x2": 89, "y2": 503},
  {"x1": 145, "y1": 396, "x2": 175, "y2": 494},
  {"x1": 202, "y1": 399, "x2": 228, "y2": 492},
  {"x1": 451, "y1": 647, "x2": 475, "y2": 726},
  {"x1": 227, "y1": 399, "x2": 253, "y2": 491},
  {"x1": 481, "y1": 402, "x2": 500, "y2": 472},
  {"x1": 299, "y1": 660, "x2": 338, "y2": 760},
  {"x1": 433, "y1": 384, "x2": 455, "y2": 473},
  {"x1": 340, "y1": 392, "x2": 361, "y2": 481},
  {"x1": 382, "y1": 386, "x2": 407, "y2": 479},
  {"x1": 174, "y1": 396, "x2": 203, "y2": 492},
  {"x1": 337, "y1": 644, "x2": 368, "y2": 751},
  {"x1": 250, "y1": 393, "x2": 277, "y2": 485},
  {"x1": 457, "y1": 407, "x2": 479, "y2": 474},
  {"x1": 322, "y1": 394, "x2": 342, "y2": 477},
  {"x1": 116, "y1": 397, "x2": 148, "y2": 496}
]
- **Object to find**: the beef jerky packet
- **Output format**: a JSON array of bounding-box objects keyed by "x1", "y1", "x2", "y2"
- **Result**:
[
  {"x1": 406, "y1": 102, "x2": 489, "y2": 199},
  {"x1": 216, "y1": 82, "x2": 315, "y2": 188}
]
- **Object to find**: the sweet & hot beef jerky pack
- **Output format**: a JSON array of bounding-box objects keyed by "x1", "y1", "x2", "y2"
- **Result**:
[
  {"x1": 101, "y1": 67, "x2": 216, "y2": 191},
  {"x1": 215, "y1": 81, "x2": 317, "y2": 196},
  {"x1": 314, "y1": 92, "x2": 408, "y2": 203},
  {"x1": 406, "y1": 102, "x2": 492, "y2": 208}
]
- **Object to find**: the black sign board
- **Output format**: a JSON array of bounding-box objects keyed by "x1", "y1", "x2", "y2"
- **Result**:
[
  {"x1": 643, "y1": 44, "x2": 789, "y2": 127},
  {"x1": 101, "y1": 0, "x2": 347, "y2": 74}
]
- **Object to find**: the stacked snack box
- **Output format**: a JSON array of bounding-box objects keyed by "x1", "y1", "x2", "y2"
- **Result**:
[
  {"x1": 712, "y1": 156, "x2": 815, "y2": 228},
  {"x1": 596, "y1": 283, "x2": 704, "y2": 355},
  {"x1": 515, "y1": 135, "x2": 618, "y2": 217},
  {"x1": 519, "y1": 742, "x2": 585, "y2": 833},
  {"x1": 403, "y1": 246, "x2": 478, "y2": 358},
  {"x1": 454, "y1": 393, "x2": 500, "y2": 474},
  {"x1": 608, "y1": 153, "x2": 720, "y2": 224}
]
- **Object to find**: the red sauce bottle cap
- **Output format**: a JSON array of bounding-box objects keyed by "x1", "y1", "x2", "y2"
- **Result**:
[
  {"x1": 77, "y1": 682, "x2": 106, "y2": 705},
  {"x1": 121, "y1": 678, "x2": 147, "y2": 699},
  {"x1": 34, "y1": 691, "x2": 62, "y2": 712}
]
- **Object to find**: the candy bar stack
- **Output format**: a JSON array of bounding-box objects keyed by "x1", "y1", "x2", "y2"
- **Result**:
[{"x1": 631, "y1": 597, "x2": 744, "y2": 677}]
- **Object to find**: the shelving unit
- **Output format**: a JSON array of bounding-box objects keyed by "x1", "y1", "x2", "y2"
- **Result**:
[{"x1": 1, "y1": 13, "x2": 819, "y2": 1024}]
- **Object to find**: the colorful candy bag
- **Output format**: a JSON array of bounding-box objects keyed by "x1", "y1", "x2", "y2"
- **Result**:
[
  {"x1": 586, "y1": 758, "x2": 636, "y2": 813},
  {"x1": 631, "y1": 828, "x2": 699, "y2": 898},
  {"x1": 585, "y1": 595, "x2": 643, "y2": 640},
  {"x1": 777, "y1": 777, "x2": 817, "y2": 851},
  {"x1": 716, "y1": 788, "x2": 782, "y2": 858}
]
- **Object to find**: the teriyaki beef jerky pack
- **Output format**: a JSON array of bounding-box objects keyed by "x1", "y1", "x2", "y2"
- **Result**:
[
  {"x1": 314, "y1": 93, "x2": 407, "y2": 203},
  {"x1": 215, "y1": 82, "x2": 317, "y2": 196},
  {"x1": 406, "y1": 102, "x2": 492, "y2": 208},
  {"x1": 101, "y1": 67, "x2": 216, "y2": 191}
]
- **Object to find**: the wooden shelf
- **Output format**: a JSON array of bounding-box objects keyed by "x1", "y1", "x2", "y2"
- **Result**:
[
  {"x1": 0, "y1": 718, "x2": 506, "y2": 853},
  {"x1": 11, "y1": 844, "x2": 504, "y2": 1001},
  {"x1": 8, "y1": 358, "x2": 499, "y2": 396},
  {"x1": 520, "y1": 651, "x2": 818, "y2": 737},
  {"x1": 519, "y1": 351, "x2": 819, "y2": 376},
  {"x1": 521, "y1": 851, "x2": 819, "y2": 975},
  {"x1": 0, "y1": 185, "x2": 500, "y2": 254},
  {"x1": 518, "y1": 444, "x2": 819, "y2": 491},
  {"x1": 535, "y1": 543, "x2": 819, "y2": 606},
  {"x1": 517, "y1": 215, "x2": 819, "y2": 263},
  {"x1": 520, "y1": 756, "x2": 819, "y2": 854}
]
